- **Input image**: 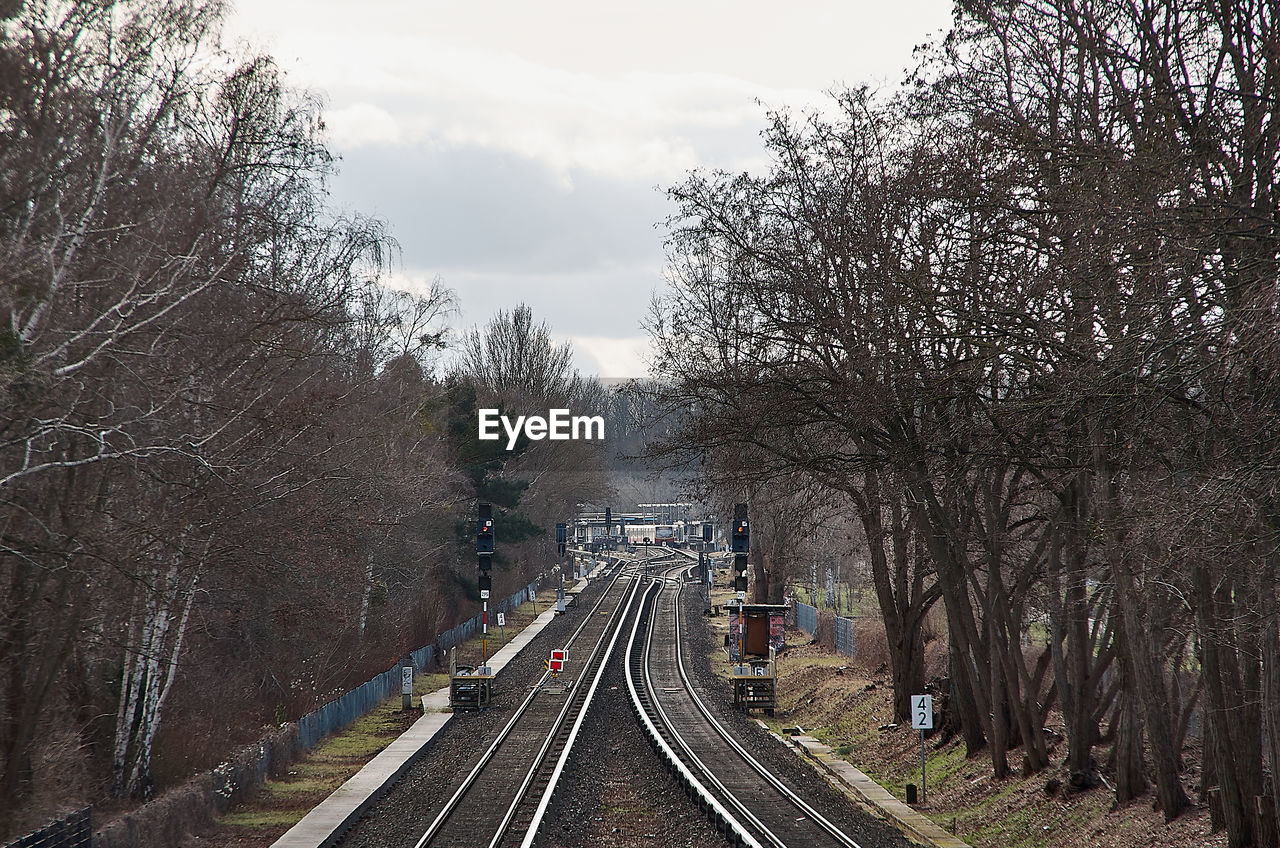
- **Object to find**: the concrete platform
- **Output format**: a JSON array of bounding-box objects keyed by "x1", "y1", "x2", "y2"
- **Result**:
[
  {"x1": 789, "y1": 734, "x2": 972, "y2": 848},
  {"x1": 271, "y1": 602, "x2": 566, "y2": 848}
]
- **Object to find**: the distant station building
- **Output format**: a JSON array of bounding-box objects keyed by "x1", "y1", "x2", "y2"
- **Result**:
[{"x1": 571, "y1": 503, "x2": 718, "y2": 551}]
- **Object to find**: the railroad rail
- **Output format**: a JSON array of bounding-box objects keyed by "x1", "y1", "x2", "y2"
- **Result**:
[
  {"x1": 626, "y1": 563, "x2": 866, "y2": 848},
  {"x1": 411, "y1": 554, "x2": 646, "y2": 848}
]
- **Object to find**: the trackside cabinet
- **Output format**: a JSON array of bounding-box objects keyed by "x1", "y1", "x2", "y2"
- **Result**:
[
  {"x1": 727, "y1": 602, "x2": 787, "y2": 714},
  {"x1": 448, "y1": 646, "x2": 493, "y2": 711}
]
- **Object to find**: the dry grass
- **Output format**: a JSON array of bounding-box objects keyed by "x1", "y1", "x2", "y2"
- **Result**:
[
  {"x1": 747, "y1": 624, "x2": 1227, "y2": 848},
  {"x1": 183, "y1": 599, "x2": 544, "y2": 848}
]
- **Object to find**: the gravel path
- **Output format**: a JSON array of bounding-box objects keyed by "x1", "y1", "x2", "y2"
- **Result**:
[{"x1": 533, "y1": 648, "x2": 731, "y2": 848}]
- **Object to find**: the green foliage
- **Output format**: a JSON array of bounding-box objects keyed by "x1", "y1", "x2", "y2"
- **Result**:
[
  {"x1": 444, "y1": 374, "x2": 544, "y2": 574},
  {"x1": 498, "y1": 510, "x2": 542, "y2": 544},
  {"x1": 479, "y1": 476, "x2": 529, "y2": 510},
  {"x1": 0, "y1": 329, "x2": 20, "y2": 363}
]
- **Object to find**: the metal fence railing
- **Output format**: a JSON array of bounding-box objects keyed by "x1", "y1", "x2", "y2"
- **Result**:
[
  {"x1": 1, "y1": 808, "x2": 90, "y2": 848},
  {"x1": 296, "y1": 580, "x2": 537, "y2": 750},
  {"x1": 42, "y1": 579, "x2": 549, "y2": 848},
  {"x1": 834, "y1": 615, "x2": 856, "y2": 657},
  {"x1": 791, "y1": 600, "x2": 856, "y2": 658},
  {"x1": 795, "y1": 601, "x2": 818, "y2": 636}
]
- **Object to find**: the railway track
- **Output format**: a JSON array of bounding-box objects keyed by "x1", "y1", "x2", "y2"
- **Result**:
[
  {"x1": 411, "y1": 553, "x2": 651, "y2": 848},
  {"x1": 626, "y1": 563, "x2": 866, "y2": 848}
]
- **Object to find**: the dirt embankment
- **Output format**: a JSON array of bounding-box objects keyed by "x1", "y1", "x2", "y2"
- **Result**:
[{"x1": 759, "y1": 630, "x2": 1226, "y2": 848}]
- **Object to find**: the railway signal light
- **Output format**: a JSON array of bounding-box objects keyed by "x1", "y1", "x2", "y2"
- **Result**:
[
  {"x1": 732, "y1": 503, "x2": 749, "y2": 592},
  {"x1": 477, "y1": 502, "x2": 495, "y2": 555},
  {"x1": 731, "y1": 504, "x2": 749, "y2": 554},
  {"x1": 478, "y1": 503, "x2": 493, "y2": 582},
  {"x1": 556, "y1": 522, "x2": 567, "y2": 556},
  {"x1": 476, "y1": 503, "x2": 496, "y2": 673}
]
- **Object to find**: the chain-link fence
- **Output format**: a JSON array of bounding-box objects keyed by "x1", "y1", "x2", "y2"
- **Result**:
[
  {"x1": 792, "y1": 600, "x2": 856, "y2": 658},
  {"x1": 794, "y1": 601, "x2": 818, "y2": 636},
  {"x1": 296, "y1": 579, "x2": 537, "y2": 749},
  {"x1": 834, "y1": 615, "x2": 856, "y2": 657},
  {"x1": 1, "y1": 808, "x2": 90, "y2": 848}
]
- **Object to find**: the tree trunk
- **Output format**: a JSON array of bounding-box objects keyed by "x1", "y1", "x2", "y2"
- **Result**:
[
  {"x1": 986, "y1": 612, "x2": 1011, "y2": 778},
  {"x1": 909, "y1": 473, "x2": 995, "y2": 763},
  {"x1": 359, "y1": 551, "x2": 374, "y2": 638},
  {"x1": 112, "y1": 560, "x2": 201, "y2": 799},
  {"x1": 1113, "y1": 685, "x2": 1148, "y2": 803},
  {"x1": 1193, "y1": 563, "x2": 1262, "y2": 847},
  {"x1": 1044, "y1": 481, "x2": 1111, "y2": 791},
  {"x1": 1092, "y1": 413, "x2": 1188, "y2": 819},
  {"x1": 751, "y1": 537, "x2": 769, "y2": 604},
  {"x1": 1262, "y1": 551, "x2": 1280, "y2": 848},
  {"x1": 847, "y1": 475, "x2": 936, "y2": 722},
  {"x1": 948, "y1": 636, "x2": 987, "y2": 756},
  {"x1": 1111, "y1": 553, "x2": 1188, "y2": 818}
]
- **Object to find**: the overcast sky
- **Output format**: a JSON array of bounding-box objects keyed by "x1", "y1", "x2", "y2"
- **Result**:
[{"x1": 223, "y1": 1, "x2": 956, "y2": 378}]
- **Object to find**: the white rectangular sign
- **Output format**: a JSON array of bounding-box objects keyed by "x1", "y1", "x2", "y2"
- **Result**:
[
  {"x1": 480, "y1": 589, "x2": 490, "y2": 599},
  {"x1": 497, "y1": 612, "x2": 505, "y2": 627},
  {"x1": 401, "y1": 666, "x2": 413, "y2": 695},
  {"x1": 912, "y1": 694, "x2": 934, "y2": 730}
]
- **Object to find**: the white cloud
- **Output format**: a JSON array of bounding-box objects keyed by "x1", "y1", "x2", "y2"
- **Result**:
[
  {"x1": 566, "y1": 335, "x2": 653, "y2": 380},
  {"x1": 324, "y1": 56, "x2": 778, "y2": 184},
  {"x1": 380, "y1": 268, "x2": 447, "y2": 298},
  {"x1": 226, "y1": 5, "x2": 858, "y2": 185},
  {"x1": 324, "y1": 102, "x2": 404, "y2": 148},
  {"x1": 223, "y1": 0, "x2": 955, "y2": 372}
]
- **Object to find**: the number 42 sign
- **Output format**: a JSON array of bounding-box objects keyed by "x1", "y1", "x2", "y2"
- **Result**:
[
  {"x1": 912, "y1": 694, "x2": 933, "y2": 729},
  {"x1": 912, "y1": 694, "x2": 933, "y2": 804}
]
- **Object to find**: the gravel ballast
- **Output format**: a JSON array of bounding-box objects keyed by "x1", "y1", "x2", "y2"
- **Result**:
[{"x1": 337, "y1": 566, "x2": 914, "y2": 848}]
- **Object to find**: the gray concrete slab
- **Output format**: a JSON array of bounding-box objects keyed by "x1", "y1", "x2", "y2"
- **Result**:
[{"x1": 789, "y1": 734, "x2": 972, "y2": 848}]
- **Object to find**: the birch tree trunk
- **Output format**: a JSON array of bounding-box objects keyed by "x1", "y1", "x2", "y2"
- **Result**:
[
  {"x1": 358, "y1": 552, "x2": 374, "y2": 638},
  {"x1": 111, "y1": 557, "x2": 201, "y2": 799}
]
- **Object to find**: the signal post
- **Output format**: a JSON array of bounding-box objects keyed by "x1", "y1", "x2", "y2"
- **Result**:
[
  {"x1": 450, "y1": 502, "x2": 496, "y2": 710},
  {"x1": 726, "y1": 503, "x2": 782, "y2": 715}
]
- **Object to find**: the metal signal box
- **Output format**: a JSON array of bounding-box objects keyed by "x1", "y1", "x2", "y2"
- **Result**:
[{"x1": 448, "y1": 647, "x2": 493, "y2": 711}]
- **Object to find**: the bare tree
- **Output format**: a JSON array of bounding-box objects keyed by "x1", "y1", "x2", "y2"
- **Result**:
[
  {"x1": 0, "y1": 0, "x2": 449, "y2": 813},
  {"x1": 654, "y1": 0, "x2": 1277, "y2": 828},
  {"x1": 451, "y1": 303, "x2": 609, "y2": 594}
]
